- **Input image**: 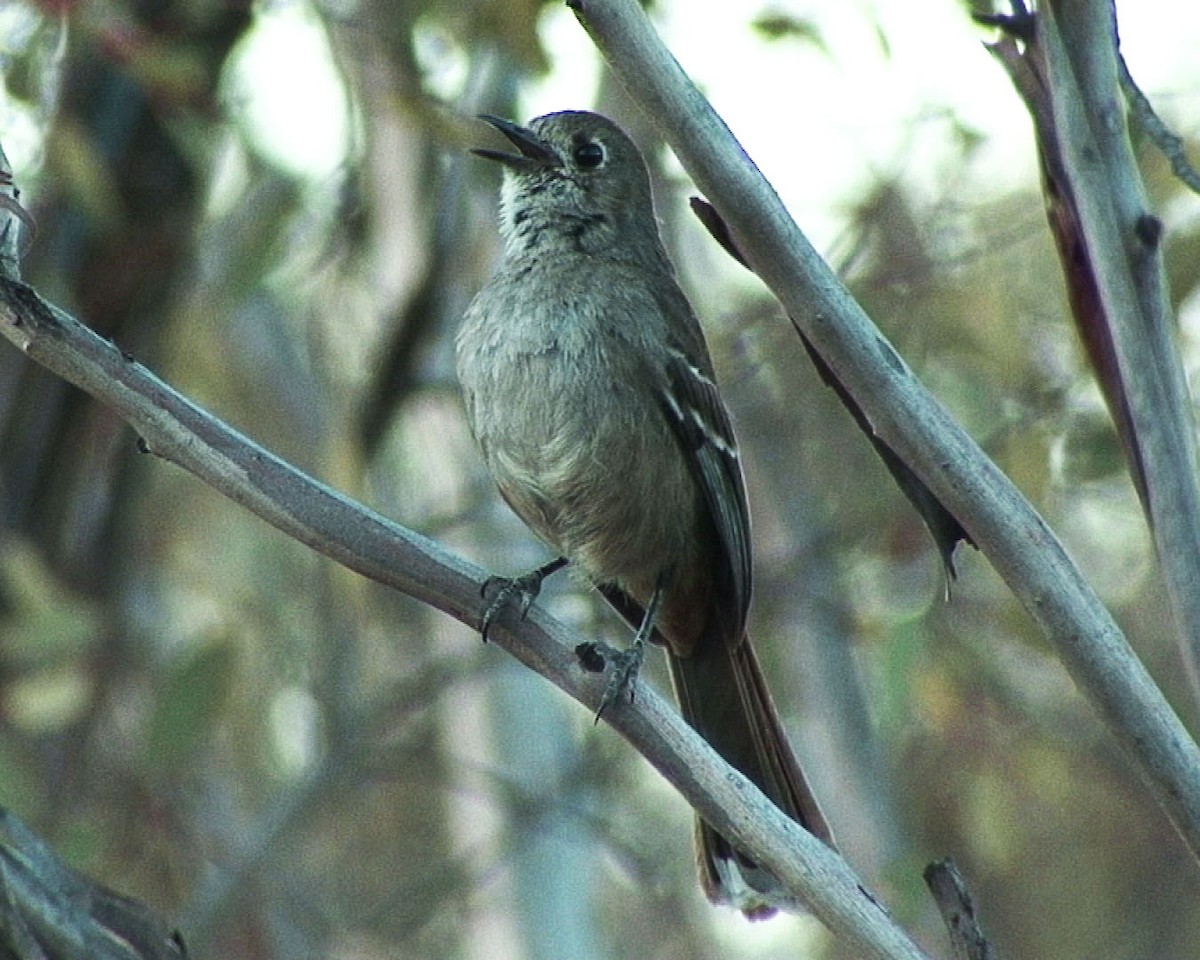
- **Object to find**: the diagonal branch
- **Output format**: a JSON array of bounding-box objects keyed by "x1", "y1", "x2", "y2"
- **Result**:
[
  {"x1": 565, "y1": 0, "x2": 1200, "y2": 861},
  {"x1": 0, "y1": 273, "x2": 931, "y2": 958}
]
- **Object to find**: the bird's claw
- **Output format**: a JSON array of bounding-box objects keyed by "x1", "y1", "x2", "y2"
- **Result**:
[
  {"x1": 480, "y1": 570, "x2": 544, "y2": 641},
  {"x1": 592, "y1": 638, "x2": 645, "y2": 723},
  {"x1": 478, "y1": 557, "x2": 569, "y2": 641}
]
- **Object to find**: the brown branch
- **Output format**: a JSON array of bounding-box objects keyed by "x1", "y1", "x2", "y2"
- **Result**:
[{"x1": 690, "y1": 196, "x2": 972, "y2": 585}]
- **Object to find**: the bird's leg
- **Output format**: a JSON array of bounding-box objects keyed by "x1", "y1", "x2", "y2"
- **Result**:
[
  {"x1": 479, "y1": 556, "x2": 569, "y2": 641},
  {"x1": 594, "y1": 577, "x2": 665, "y2": 722}
]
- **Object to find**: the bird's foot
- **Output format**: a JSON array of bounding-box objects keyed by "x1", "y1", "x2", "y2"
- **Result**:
[
  {"x1": 579, "y1": 636, "x2": 646, "y2": 723},
  {"x1": 479, "y1": 557, "x2": 568, "y2": 641}
]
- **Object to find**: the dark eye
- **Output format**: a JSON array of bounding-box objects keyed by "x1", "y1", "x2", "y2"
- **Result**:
[{"x1": 573, "y1": 141, "x2": 605, "y2": 169}]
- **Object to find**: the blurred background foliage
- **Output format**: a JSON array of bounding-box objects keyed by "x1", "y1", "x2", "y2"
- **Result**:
[{"x1": 0, "y1": 0, "x2": 1198, "y2": 958}]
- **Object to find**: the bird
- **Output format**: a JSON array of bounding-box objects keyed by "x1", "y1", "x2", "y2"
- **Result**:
[{"x1": 456, "y1": 110, "x2": 833, "y2": 917}]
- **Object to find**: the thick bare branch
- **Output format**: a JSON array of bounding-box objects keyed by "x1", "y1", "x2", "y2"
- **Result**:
[{"x1": 0, "y1": 277, "x2": 931, "y2": 959}]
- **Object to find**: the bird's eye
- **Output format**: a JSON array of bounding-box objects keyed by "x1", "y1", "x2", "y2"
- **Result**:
[{"x1": 573, "y1": 141, "x2": 605, "y2": 169}]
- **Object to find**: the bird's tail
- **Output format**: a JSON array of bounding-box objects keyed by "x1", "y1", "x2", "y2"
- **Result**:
[{"x1": 667, "y1": 632, "x2": 833, "y2": 918}]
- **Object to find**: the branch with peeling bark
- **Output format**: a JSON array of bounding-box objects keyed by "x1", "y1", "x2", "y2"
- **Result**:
[{"x1": 981, "y1": 0, "x2": 1200, "y2": 692}]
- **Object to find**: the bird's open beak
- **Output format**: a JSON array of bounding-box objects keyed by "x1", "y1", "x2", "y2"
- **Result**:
[{"x1": 472, "y1": 115, "x2": 561, "y2": 172}]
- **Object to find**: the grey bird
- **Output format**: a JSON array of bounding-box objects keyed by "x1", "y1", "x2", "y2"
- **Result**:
[{"x1": 456, "y1": 110, "x2": 833, "y2": 917}]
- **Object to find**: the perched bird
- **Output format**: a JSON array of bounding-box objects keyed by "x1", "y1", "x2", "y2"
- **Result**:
[{"x1": 456, "y1": 110, "x2": 833, "y2": 917}]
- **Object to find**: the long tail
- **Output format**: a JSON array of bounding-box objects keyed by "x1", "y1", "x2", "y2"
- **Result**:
[{"x1": 668, "y1": 631, "x2": 833, "y2": 918}]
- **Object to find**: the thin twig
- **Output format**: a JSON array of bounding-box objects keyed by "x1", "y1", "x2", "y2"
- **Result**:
[
  {"x1": 1114, "y1": 36, "x2": 1200, "y2": 195},
  {"x1": 924, "y1": 859, "x2": 996, "y2": 960}
]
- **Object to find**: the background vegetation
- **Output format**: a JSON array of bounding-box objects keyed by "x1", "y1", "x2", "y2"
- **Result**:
[{"x1": 0, "y1": 1, "x2": 1198, "y2": 958}]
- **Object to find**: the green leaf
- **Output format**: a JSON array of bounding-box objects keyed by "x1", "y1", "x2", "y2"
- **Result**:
[
  {"x1": 751, "y1": 11, "x2": 827, "y2": 52},
  {"x1": 1060, "y1": 413, "x2": 1124, "y2": 485},
  {"x1": 146, "y1": 639, "x2": 238, "y2": 774}
]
